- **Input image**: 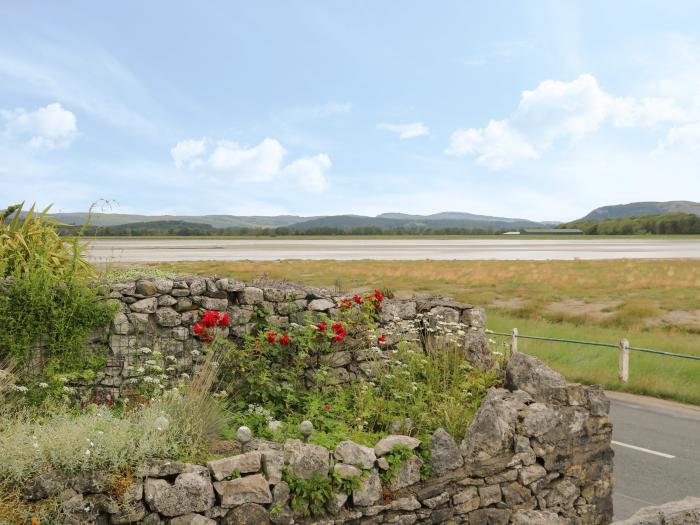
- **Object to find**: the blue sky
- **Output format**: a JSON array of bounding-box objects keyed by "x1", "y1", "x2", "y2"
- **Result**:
[{"x1": 1, "y1": 1, "x2": 700, "y2": 221}]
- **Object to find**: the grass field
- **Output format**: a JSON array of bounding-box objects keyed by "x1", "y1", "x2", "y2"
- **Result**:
[{"x1": 122, "y1": 259, "x2": 700, "y2": 404}]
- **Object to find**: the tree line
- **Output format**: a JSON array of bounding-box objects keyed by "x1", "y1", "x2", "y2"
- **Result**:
[{"x1": 562, "y1": 213, "x2": 700, "y2": 235}]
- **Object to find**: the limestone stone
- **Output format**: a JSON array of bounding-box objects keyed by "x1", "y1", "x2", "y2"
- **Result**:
[
  {"x1": 157, "y1": 294, "x2": 177, "y2": 306},
  {"x1": 214, "y1": 474, "x2": 272, "y2": 507},
  {"x1": 155, "y1": 306, "x2": 181, "y2": 327},
  {"x1": 333, "y1": 463, "x2": 362, "y2": 479},
  {"x1": 284, "y1": 442, "x2": 330, "y2": 479},
  {"x1": 199, "y1": 297, "x2": 228, "y2": 311},
  {"x1": 505, "y1": 352, "x2": 568, "y2": 404},
  {"x1": 380, "y1": 300, "x2": 417, "y2": 322},
  {"x1": 390, "y1": 497, "x2": 421, "y2": 511},
  {"x1": 352, "y1": 473, "x2": 382, "y2": 506},
  {"x1": 130, "y1": 297, "x2": 157, "y2": 314},
  {"x1": 262, "y1": 450, "x2": 285, "y2": 485},
  {"x1": 240, "y1": 287, "x2": 264, "y2": 305},
  {"x1": 374, "y1": 435, "x2": 421, "y2": 457},
  {"x1": 478, "y1": 484, "x2": 501, "y2": 506},
  {"x1": 169, "y1": 514, "x2": 217, "y2": 525},
  {"x1": 519, "y1": 464, "x2": 547, "y2": 486},
  {"x1": 308, "y1": 298, "x2": 335, "y2": 311},
  {"x1": 335, "y1": 440, "x2": 377, "y2": 469},
  {"x1": 546, "y1": 479, "x2": 579, "y2": 510},
  {"x1": 112, "y1": 312, "x2": 131, "y2": 335},
  {"x1": 144, "y1": 471, "x2": 215, "y2": 517},
  {"x1": 216, "y1": 279, "x2": 245, "y2": 292},
  {"x1": 468, "y1": 508, "x2": 511, "y2": 525},
  {"x1": 154, "y1": 278, "x2": 174, "y2": 294},
  {"x1": 272, "y1": 481, "x2": 290, "y2": 506},
  {"x1": 189, "y1": 279, "x2": 206, "y2": 295},
  {"x1": 388, "y1": 456, "x2": 422, "y2": 491},
  {"x1": 136, "y1": 280, "x2": 157, "y2": 296},
  {"x1": 461, "y1": 307, "x2": 486, "y2": 327},
  {"x1": 429, "y1": 427, "x2": 464, "y2": 475},
  {"x1": 222, "y1": 502, "x2": 271, "y2": 525},
  {"x1": 207, "y1": 451, "x2": 261, "y2": 482},
  {"x1": 423, "y1": 491, "x2": 450, "y2": 509},
  {"x1": 176, "y1": 297, "x2": 195, "y2": 312},
  {"x1": 511, "y1": 510, "x2": 568, "y2": 525}
]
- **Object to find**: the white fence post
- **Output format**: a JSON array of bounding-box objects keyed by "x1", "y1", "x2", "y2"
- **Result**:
[
  {"x1": 618, "y1": 339, "x2": 630, "y2": 383},
  {"x1": 511, "y1": 328, "x2": 518, "y2": 354}
]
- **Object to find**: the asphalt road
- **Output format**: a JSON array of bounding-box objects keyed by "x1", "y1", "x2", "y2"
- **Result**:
[
  {"x1": 85, "y1": 238, "x2": 700, "y2": 262},
  {"x1": 608, "y1": 391, "x2": 700, "y2": 520}
]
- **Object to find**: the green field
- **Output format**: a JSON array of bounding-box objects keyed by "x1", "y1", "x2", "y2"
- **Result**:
[{"x1": 121, "y1": 259, "x2": 700, "y2": 405}]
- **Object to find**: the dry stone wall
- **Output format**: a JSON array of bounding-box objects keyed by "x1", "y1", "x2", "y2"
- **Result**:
[
  {"x1": 91, "y1": 276, "x2": 489, "y2": 394},
  {"x1": 21, "y1": 352, "x2": 614, "y2": 525}
]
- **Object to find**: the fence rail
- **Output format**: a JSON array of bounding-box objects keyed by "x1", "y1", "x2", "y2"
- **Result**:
[{"x1": 486, "y1": 328, "x2": 700, "y2": 383}]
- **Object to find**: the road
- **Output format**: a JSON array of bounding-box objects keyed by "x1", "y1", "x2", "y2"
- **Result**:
[
  {"x1": 84, "y1": 238, "x2": 700, "y2": 262},
  {"x1": 608, "y1": 391, "x2": 700, "y2": 520}
]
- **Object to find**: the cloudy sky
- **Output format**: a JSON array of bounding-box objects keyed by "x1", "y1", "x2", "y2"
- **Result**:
[{"x1": 1, "y1": 1, "x2": 699, "y2": 221}]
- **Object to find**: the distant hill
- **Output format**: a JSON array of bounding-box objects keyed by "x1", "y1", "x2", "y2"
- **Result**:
[
  {"x1": 377, "y1": 211, "x2": 537, "y2": 224},
  {"x1": 291, "y1": 214, "x2": 542, "y2": 230},
  {"x1": 46, "y1": 213, "x2": 310, "y2": 229},
  {"x1": 578, "y1": 201, "x2": 700, "y2": 221}
]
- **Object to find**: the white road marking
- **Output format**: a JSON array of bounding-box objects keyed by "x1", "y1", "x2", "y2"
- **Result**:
[{"x1": 612, "y1": 440, "x2": 675, "y2": 459}]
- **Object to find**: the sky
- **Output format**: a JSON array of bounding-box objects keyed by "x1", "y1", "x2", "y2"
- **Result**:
[{"x1": 1, "y1": 1, "x2": 700, "y2": 221}]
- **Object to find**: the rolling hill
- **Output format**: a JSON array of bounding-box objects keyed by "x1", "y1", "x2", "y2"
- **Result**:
[{"x1": 578, "y1": 201, "x2": 700, "y2": 221}]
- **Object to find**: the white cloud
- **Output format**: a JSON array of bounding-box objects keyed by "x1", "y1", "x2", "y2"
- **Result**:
[
  {"x1": 1, "y1": 102, "x2": 77, "y2": 149},
  {"x1": 170, "y1": 138, "x2": 207, "y2": 168},
  {"x1": 172, "y1": 137, "x2": 332, "y2": 192},
  {"x1": 282, "y1": 154, "x2": 331, "y2": 192},
  {"x1": 377, "y1": 122, "x2": 429, "y2": 139},
  {"x1": 446, "y1": 74, "x2": 690, "y2": 169},
  {"x1": 656, "y1": 122, "x2": 700, "y2": 152}
]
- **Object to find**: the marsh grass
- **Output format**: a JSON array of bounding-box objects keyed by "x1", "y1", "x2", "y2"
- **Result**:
[{"x1": 146, "y1": 259, "x2": 700, "y2": 403}]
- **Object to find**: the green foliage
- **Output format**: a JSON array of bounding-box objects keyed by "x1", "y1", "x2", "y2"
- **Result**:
[
  {"x1": 379, "y1": 444, "x2": 414, "y2": 484},
  {"x1": 416, "y1": 441, "x2": 432, "y2": 481},
  {"x1": 331, "y1": 470, "x2": 362, "y2": 495},
  {"x1": 283, "y1": 467, "x2": 334, "y2": 516},
  {"x1": 563, "y1": 212, "x2": 700, "y2": 235},
  {"x1": 0, "y1": 202, "x2": 90, "y2": 279}
]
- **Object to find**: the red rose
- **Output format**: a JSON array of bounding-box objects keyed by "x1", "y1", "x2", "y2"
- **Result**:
[
  {"x1": 193, "y1": 323, "x2": 204, "y2": 335},
  {"x1": 267, "y1": 331, "x2": 277, "y2": 344},
  {"x1": 201, "y1": 310, "x2": 220, "y2": 328},
  {"x1": 218, "y1": 313, "x2": 229, "y2": 327},
  {"x1": 353, "y1": 294, "x2": 363, "y2": 304},
  {"x1": 374, "y1": 289, "x2": 384, "y2": 302},
  {"x1": 315, "y1": 321, "x2": 327, "y2": 332},
  {"x1": 278, "y1": 334, "x2": 290, "y2": 346}
]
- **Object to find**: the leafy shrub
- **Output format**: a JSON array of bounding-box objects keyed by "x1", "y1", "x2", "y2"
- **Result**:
[{"x1": 0, "y1": 203, "x2": 116, "y2": 400}]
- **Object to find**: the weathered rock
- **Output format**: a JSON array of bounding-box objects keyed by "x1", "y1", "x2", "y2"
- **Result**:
[
  {"x1": 239, "y1": 287, "x2": 264, "y2": 305},
  {"x1": 519, "y1": 464, "x2": 547, "y2": 486},
  {"x1": 512, "y1": 510, "x2": 568, "y2": 525},
  {"x1": 468, "y1": 508, "x2": 511, "y2": 525},
  {"x1": 200, "y1": 297, "x2": 228, "y2": 311},
  {"x1": 308, "y1": 298, "x2": 335, "y2": 311},
  {"x1": 189, "y1": 279, "x2": 206, "y2": 296},
  {"x1": 546, "y1": 479, "x2": 579, "y2": 510},
  {"x1": 169, "y1": 513, "x2": 217, "y2": 525},
  {"x1": 284, "y1": 442, "x2": 330, "y2": 479},
  {"x1": 429, "y1": 427, "x2": 463, "y2": 475},
  {"x1": 461, "y1": 307, "x2": 485, "y2": 327},
  {"x1": 157, "y1": 294, "x2": 177, "y2": 306},
  {"x1": 505, "y1": 352, "x2": 568, "y2": 404},
  {"x1": 374, "y1": 435, "x2": 421, "y2": 457},
  {"x1": 333, "y1": 463, "x2": 362, "y2": 479},
  {"x1": 478, "y1": 484, "x2": 501, "y2": 506},
  {"x1": 380, "y1": 300, "x2": 417, "y2": 322},
  {"x1": 144, "y1": 471, "x2": 215, "y2": 517},
  {"x1": 110, "y1": 501, "x2": 148, "y2": 524},
  {"x1": 217, "y1": 279, "x2": 245, "y2": 292},
  {"x1": 130, "y1": 297, "x2": 157, "y2": 314},
  {"x1": 222, "y1": 502, "x2": 271, "y2": 525},
  {"x1": 136, "y1": 280, "x2": 157, "y2": 296},
  {"x1": 460, "y1": 388, "x2": 530, "y2": 462},
  {"x1": 155, "y1": 306, "x2": 181, "y2": 327},
  {"x1": 389, "y1": 456, "x2": 422, "y2": 491},
  {"x1": 261, "y1": 449, "x2": 285, "y2": 484},
  {"x1": 207, "y1": 451, "x2": 262, "y2": 481},
  {"x1": 352, "y1": 473, "x2": 382, "y2": 506},
  {"x1": 154, "y1": 278, "x2": 174, "y2": 294},
  {"x1": 335, "y1": 440, "x2": 377, "y2": 469},
  {"x1": 214, "y1": 474, "x2": 272, "y2": 507},
  {"x1": 611, "y1": 496, "x2": 700, "y2": 525}
]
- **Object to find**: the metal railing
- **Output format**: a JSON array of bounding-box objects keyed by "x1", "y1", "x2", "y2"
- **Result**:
[{"x1": 486, "y1": 328, "x2": 700, "y2": 383}]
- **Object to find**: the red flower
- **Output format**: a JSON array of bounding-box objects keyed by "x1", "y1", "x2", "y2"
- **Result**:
[
  {"x1": 193, "y1": 323, "x2": 204, "y2": 335},
  {"x1": 201, "y1": 310, "x2": 220, "y2": 328},
  {"x1": 331, "y1": 322, "x2": 346, "y2": 342},
  {"x1": 218, "y1": 313, "x2": 229, "y2": 327},
  {"x1": 377, "y1": 334, "x2": 386, "y2": 344},
  {"x1": 374, "y1": 289, "x2": 384, "y2": 302},
  {"x1": 339, "y1": 299, "x2": 352, "y2": 309},
  {"x1": 323, "y1": 404, "x2": 330, "y2": 411},
  {"x1": 353, "y1": 294, "x2": 363, "y2": 304},
  {"x1": 278, "y1": 334, "x2": 290, "y2": 346},
  {"x1": 315, "y1": 321, "x2": 327, "y2": 332},
  {"x1": 266, "y1": 331, "x2": 277, "y2": 344}
]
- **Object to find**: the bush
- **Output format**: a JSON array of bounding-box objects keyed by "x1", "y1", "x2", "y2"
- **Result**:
[{"x1": 0, "y1": 203, "x2": 116, "y2": 400}]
